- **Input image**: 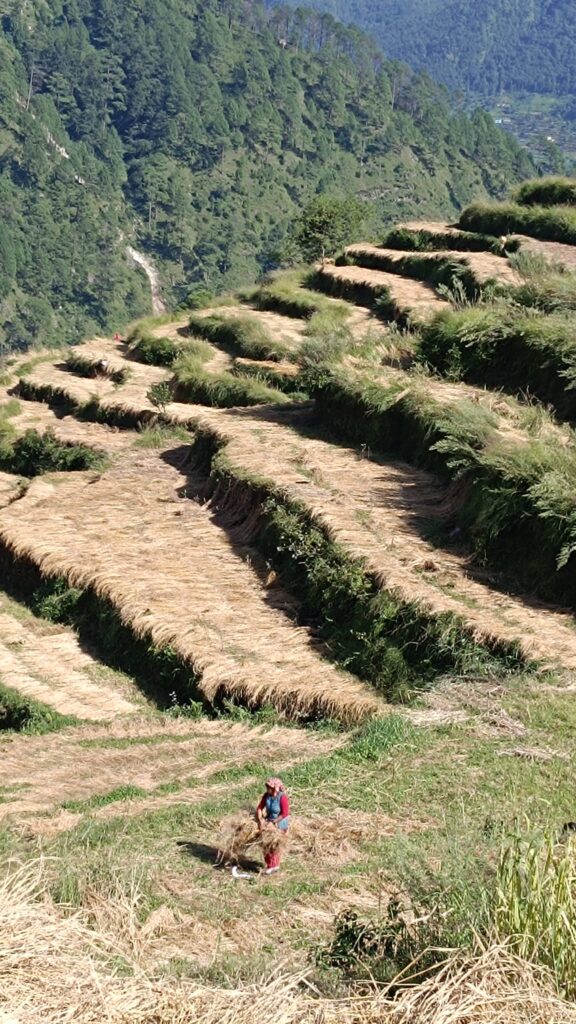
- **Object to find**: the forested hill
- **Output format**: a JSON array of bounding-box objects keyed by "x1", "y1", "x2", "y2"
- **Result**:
[
  {"x1": 270, "y1": 0, "x2": 576, "y2": 97},
  {"x1": 0, "y1": 0, "x2": 534, "y2": 349}
]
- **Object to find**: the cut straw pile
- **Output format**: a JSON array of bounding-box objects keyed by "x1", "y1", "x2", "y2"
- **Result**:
[
  {"x1": 216, "y1": 810, "x2": 287, "y2": 864},
  {"x1": 2, "y1": 862, "x2": 575, "y2": 1024},
  {"x1": 216, "y1": 808, "x2": 427, "y2": 867}
]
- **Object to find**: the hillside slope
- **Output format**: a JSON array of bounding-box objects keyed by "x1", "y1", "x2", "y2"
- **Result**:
[
  {"x1": 269, "y1": 0, "x2": 576, "y2": 97},
  {"x1": 0, "y1": 0, "x2": 535, "y2": 349},
  {"x1": 4, "y1": 184, "x2": 576, "y2": 1018}
]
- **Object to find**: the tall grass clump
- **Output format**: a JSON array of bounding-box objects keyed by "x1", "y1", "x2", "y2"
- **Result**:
[
  {"x1": 420, "y1": 304, "x2": 576, "y2": 419},
  {"x1": 510, "y1": 251, "x2": 576, "y2": 313},
  {"x1": 383, "y1": 225, "x2": 516, "y2": 255},
  {"x1": 188, "y1": 313, "x2": 289, "y2": 361},
  {"x1": 243, "y1": 269, "x2": 348, "y2": 320},
  {"x1": 127, "y1": 326, "x2": 192, "y2": 367},
  {"x1": 65, "y1": 353, "x2": 129, "y2": 385},
  {"x1": 459, "y1": 201, "x2": 576, "y2": 245},
  {"x1": 514, "y1": 176, "x2": 576, "y2": 208},
  {"x1": 494, "y1": 826, "x2": 576, "y2": 998},
  {"x1": 172, "y1": 352, "x2": 290, "y2": 407},
  {"x1": 297, "y1": 310, "x2": 354, "y2": 367}
]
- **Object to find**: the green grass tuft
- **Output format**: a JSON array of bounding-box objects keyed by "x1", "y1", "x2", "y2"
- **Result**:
[
  {"x1": 0, "y1": 680, "x2": 76, "y2": 734},
  {"x1": 188, "y1": 313, "x2": 289, "y2": 362},
  {"x1": 459, "y1": 200, "x2": 576, "y2": 245}
]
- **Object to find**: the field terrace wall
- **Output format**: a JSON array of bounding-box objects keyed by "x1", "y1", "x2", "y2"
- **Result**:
[
  {"x1": 15, "y1": 334, "x2": 576, "y2": 693},
  {"x1": 308, "y1": 263, "x2": 450, "y2": 325},
  {"x1": 343, "y1": 245, "x2": 520, "y2": 297},
  {"x1": 308, "y1": 369, "x2": 576, "y2": 607},
  {"x1": 12, "y1": 359, "x2": 532, "y2": 696}
]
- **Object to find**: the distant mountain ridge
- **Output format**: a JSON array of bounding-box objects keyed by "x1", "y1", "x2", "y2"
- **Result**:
[
  {"x1": 268, "y1": 0, "x2": 576, "y2": 96},
  {"x1": 0, "y1": 0, "x2": 534, "y2": 349}
]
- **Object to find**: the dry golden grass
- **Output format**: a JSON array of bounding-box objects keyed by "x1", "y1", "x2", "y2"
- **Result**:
[
  {"x1": 0, "y1": 445, "x2": 382, "y2": 724},
  {"x1": 217, "y1": 807, "x2": 428, "y2": 869},
  {"x1": 18, "y1": 350, "x2": 576, "y2": 674},
  {"x1": 315, "y1": 263, "x2": 450, "y2": 320},
  {"x1": 1, "y1": 862, "x2": 575, "y2": 1024},
  {"x1": 0, "y1": 718, "x2": 342, "y2": 824},
  {"x1": 0, "y1": 471, "x2": 23, "y2": 508},
  {"x1": 0, "y1": 605, "x2": 138, "y2": 724},
  {"x1": 346, "y1": 244, "x2": 521, "y2": 287}
]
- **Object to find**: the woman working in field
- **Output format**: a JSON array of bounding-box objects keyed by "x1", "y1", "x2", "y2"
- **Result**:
[{"x1": 256, "y1": 776, "x2": 290, "y2": 874}]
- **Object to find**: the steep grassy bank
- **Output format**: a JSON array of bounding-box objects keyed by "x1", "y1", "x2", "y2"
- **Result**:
[
  {"x1": 187, "y1": 314, "x2": 291, "y2": 362},
  {"x1": 190, "y1": 432, "x2": 525, "y2": 698},
  {"x1": 308, "y1": 369, "x2": 576, "y2": 603},
  {"x1": 514, "y1": 177, "x2": 576, "y2": 207},
  {"x1": 172, "y1": 353, "x2": 290, "y2": 408},
  {"x1": 419, "y1": 305, "x2": 576, "y2": 420},
  {"x1": 459, "y1": 201, "x2": 576, "y2": 244},
  {"x1": 0, "y1": 546, "x2": 202, "y2": 712},
  {"x1": 383, "y1": 225, "x2": 512, "y2": 255}
]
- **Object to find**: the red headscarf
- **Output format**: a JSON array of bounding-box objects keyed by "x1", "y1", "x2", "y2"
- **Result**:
[{"x1": 265, "y1": 776, "x2": 286, "y2": 794}]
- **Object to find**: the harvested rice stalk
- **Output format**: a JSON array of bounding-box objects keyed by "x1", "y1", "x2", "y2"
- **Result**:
[{"x1": 216, "y1": 811, "x2": 288, "y2": 865}]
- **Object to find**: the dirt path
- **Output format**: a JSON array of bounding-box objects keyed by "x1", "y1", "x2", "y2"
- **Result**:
[
  {"x1": 0, "y1": 718, "x2": 341, "y2": 822},
  {"x1": 18, "y1": 351, "x2": 576, "y2": 674},
  {"x1": 346, "y1": 243, "x2": 521, "y2": 287},
  {"x1": 315, "y1": 263, "x2": 451, "y2": 321}
]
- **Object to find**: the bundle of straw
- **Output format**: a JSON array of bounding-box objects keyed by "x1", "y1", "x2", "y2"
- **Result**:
[{"x1": 216, "y1": 811, "x2": 288, "y2": 865}]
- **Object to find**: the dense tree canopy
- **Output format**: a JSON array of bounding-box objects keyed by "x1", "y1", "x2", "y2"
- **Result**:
[
  {"x1": 269, "y1": 0, "x2": 576, "y2": 98},
  {"x1": 0, "y1": 0, "x2": 534, "y2": 349}
]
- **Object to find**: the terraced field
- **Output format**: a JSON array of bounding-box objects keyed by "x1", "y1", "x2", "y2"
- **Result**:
[{"x1": 4, "y1": 191, "x2": 576, "y2": 1022}]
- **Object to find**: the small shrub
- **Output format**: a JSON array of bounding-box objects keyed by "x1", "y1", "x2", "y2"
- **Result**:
[
  {"x1": 33, "y1": 579, "x2": 83, "y2": 622},
  {"x1": 147, "y1": 380, "x2": 173, "y2": 411},
  {"x1": 0, "y1": 429, "x2": 107, "y2": 476},
  {"x1": 317, "y1": 899, "x2": 454, "y2": 984}
]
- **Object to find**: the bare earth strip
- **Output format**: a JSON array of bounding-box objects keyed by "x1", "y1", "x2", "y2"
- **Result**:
[
  {"x1": 346, "y1": 243, "x2": 521, "y2": 287},
  {"x1": 0, "y1": 604, "x2": 138, "y2": 720},
  {"x1": 0, "y1": 718, "x2": 342, "y2": 821},
  {"x1": 0, "y1": 445, "x2": 381, "y2": 723},
  {"x1": 315, "y1": 262, "x2": 451, "y2": 320},
  {"x1": 19, "y1": 354, "x2": 576, "y2": 673}
]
